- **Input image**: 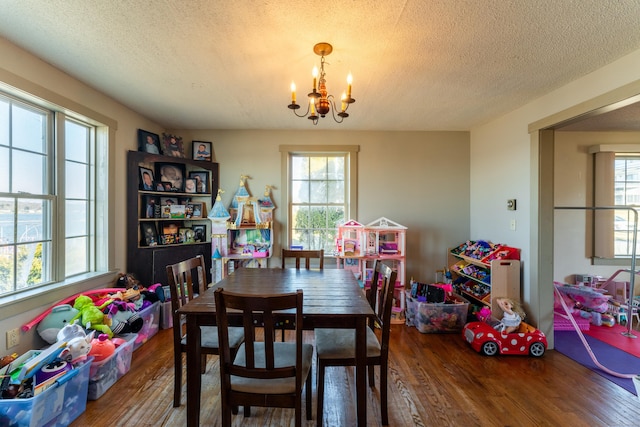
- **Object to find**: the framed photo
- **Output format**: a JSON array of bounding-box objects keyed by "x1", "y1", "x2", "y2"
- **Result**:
[
  {"x1": 160, "y1": 197, "x2": 177, "y2": 206},
  {"x1": 192, "y1": 225, "x2": 207, "y2": 243},
  {"x1": 156, "y1": 162, "x2": 186, "y2": 192},
  {"x1": 142, "y1": 195, "x2": 159, "y2": 219},
  {"x1": 179, "y1": 227, "x2": 196, "y2": 244},
  {"x1": 161, "y1": 133, "x2": 185, "y2": 158},
  {"x1": 192, "y1": 141, "x2": 212, "y2": 161},
  {"x1": 184, "y1": 178, "x2": 197, "y2": 193},
  {"x1": 188, "y1": 171, "x2": 210, "y2": 193},
  {"x1": 140, "y1": 223, "x2": 158, "y2": 246},
  {"x1": 138, "y1": 129, "x2": 161, "y2": 155},
  {"x1": 178, "y1": 197, "x2": 191, "y2": 205},
  {"x1": 155, "y1": 182, "x2": 165, "y2": 192},
  {"x1": 139, "y1": 166, "x2": 155, "y2": 190},
  {"x1": 186, "y1": 202, "x2": 203, "y2": 218}
]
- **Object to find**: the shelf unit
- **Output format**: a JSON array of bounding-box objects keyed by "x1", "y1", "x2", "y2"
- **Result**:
[
  {"x1": 447, "y1": 246, "x2": 520, "y2": 315},
  {"x1": 126, "y1": 150, "x2": 218, "y2": 286}
]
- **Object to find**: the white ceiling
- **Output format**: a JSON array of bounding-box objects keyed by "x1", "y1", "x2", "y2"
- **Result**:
[{"x1": 1, "y1": 0, "x2": 640, "y2": 131}]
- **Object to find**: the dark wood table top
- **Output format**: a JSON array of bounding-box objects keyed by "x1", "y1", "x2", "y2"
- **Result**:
[{"x1": 178, "y1": 267, "x2": 374, "y2": 321}]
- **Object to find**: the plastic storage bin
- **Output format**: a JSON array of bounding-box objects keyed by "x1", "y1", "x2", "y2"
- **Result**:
[
  {"x1": 160, "y1": 301, "x2": 173, "y2": 329},
  {"x1": 88, "y1": 333, "x2": 136, "y2": 400},
  {"x1": 405, "y1": 291, "x2": 469, "y2": 333},
  {"x1": 0, "y1": 355, "x2": 92, "y2": 427},
  {"x1": 132, "y1": 301, "x2": 160, "y2": 350}
]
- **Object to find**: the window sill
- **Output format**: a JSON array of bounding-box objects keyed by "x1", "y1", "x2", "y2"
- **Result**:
[{"x1": 0, "y1": 271, "x2": 119, "y2": 322}]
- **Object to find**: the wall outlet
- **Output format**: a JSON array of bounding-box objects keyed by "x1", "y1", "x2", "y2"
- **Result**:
[{"x1": 6, "y1": 328, "x2": 19, "y2": 348}]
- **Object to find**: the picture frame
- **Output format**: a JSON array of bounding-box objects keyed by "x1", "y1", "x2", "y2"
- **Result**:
[
  {"x1": 140, "y1": 223, "x2": 158, "y2": 246},
  {"x1": 188, "y1": 171, "x2": 210, "y2": 193},
  {"x1": 139, "y1": 166, "x2": 155, "y2": 190},
  {"x1": 186, "y1": 202, "x2": 203, "y2": 218},
  {"x1": 160, "y1": 197, "x2": 178, "y2": 206},
  {"x1": 156, "y1": 162, "x2": 186, "y2": 192},
  {"x1": 179, "y1": 227, "x2": 195, "y2": 244},
  {"x1": 184, "y1": 178, "x2": 197, "y2": 193},
  {"x1": 142, "y1": 195, "x2": 159, "y2": 219},
  {"x1": 192, "y1": 141, "x2": 212, "y2": 161},
  {"x1": 161, "y1": 133, "x2": 185, "y2": 158},
  {"x1": 138, "y1": 129, "x2": 162, "y2": 155},
  {"x1": 155, "y1": 182, "x2": 165, "y2": 192},
  {"x1": 192, "y1": 224, "x2": 207, "y2": 243}
]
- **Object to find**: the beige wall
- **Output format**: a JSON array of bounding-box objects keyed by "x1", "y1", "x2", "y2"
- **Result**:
[
  {"x1": 0, "y1": 37, "x2": 165, "y2": 354},
  {"x1": 174, "y1": 129, "x2": 471, "y2": 281},
  {"x1": 554, "y1": 132, "x2": 640, "y2": 283}
]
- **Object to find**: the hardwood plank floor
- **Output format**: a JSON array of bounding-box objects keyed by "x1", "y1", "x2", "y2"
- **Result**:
[{"x1": 72, "y1": 325, "x2": 640, "y2": 426}]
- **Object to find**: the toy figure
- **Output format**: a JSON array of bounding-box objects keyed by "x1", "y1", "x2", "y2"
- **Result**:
[
  {"x1": 37, "y1": 304, "x2": 80, "y2": 344},
  {"x1": 57, "y1": 323, "x2": 95, "y2": 364},
  {"x1": 71, "y1": 295, "x2": 114, "y2": 338},
  {"x1": 494, "y1": 297, "x2": 525, "y2": 333}
]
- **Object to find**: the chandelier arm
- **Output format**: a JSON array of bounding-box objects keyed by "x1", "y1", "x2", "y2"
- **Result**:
[
  {"x1": 327, "y1": 95, "x2": 345, "y2": 124},
  {"x1": 291, "y1": 102, "x2": 311, "y2": 118}
]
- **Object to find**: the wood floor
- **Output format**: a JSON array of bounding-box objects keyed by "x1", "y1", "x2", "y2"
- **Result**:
[{"x1": 71, "y1": 325, "x2": 640, "y2": 426}]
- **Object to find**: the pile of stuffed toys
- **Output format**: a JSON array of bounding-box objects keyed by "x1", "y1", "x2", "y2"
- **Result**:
[{"x1": 0, "y1": 273, "x2": 165, "y2": 401}]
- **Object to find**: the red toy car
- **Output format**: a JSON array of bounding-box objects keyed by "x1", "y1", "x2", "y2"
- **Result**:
[{"x1": 462, "y1": 321, "x2": 547, "y2": 357}]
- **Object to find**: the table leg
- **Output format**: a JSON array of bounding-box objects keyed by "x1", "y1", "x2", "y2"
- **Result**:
[
  {"x1": 355, "y1": 317, "x2": 367, "y2": 427},
  {"x1": 185, "y1": 317, "x2": 202, "y2": 427}
]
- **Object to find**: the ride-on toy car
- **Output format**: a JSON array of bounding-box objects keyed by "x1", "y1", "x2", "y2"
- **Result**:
[{"x1": 462, "y1": 321, "x2": 547, "y2": 357}]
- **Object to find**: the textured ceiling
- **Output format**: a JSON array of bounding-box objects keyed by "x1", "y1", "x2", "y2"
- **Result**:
[{"x1": 1, "y1": 0, "x2": 640, "y2": 131}]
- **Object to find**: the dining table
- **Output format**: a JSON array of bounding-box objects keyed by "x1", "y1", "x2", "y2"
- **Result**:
[{"x1": 177, "y1": 267, "x2": 376, "y2": 427}]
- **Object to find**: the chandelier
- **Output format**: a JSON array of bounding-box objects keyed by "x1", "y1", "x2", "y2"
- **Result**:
[{"x1": 288, "y1": 42, "x2": 355, "y2": 125}]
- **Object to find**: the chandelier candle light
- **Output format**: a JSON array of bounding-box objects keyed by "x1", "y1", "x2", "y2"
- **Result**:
[{"x1": 288, "y1": 42, "x2": 355, "y2": 124}]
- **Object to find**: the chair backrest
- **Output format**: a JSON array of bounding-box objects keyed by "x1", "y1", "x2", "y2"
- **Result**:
[
  {"x1": 214, "y1": 288, "x2": 305, "y2": 384},
  {"x1": 368, "y1": 261, "x2": 397, "y2": 353},
  {"x1": 166, "y1": 255, "x2": 208, "y2": 335},
  {"x1": 281, "y1": 249, "x2": 324, "y2": 269}
]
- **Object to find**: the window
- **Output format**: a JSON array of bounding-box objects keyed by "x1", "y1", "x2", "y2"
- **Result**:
[
  {"x1": 280, "y1": 145, "x2": 359, "y2": 253},
  {"x1": 0, "y1": 90, "x2": 108, "y2": 297},
  {"x1": 613, "y1": 155, "x2": 640, "y2": 257}
]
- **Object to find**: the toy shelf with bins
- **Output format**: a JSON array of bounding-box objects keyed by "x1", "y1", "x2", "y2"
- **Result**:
[
  {"x1": 126, "y1": 150, "x2": 218, "y2": 286},
  {"x1": 447, "y1": 242, "x2": 520, "y2": 315}
]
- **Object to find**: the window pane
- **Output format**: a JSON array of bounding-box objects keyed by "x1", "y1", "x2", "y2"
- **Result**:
[
  {"x1": 12, "y1": 104, "x2": 46, "y2": 153},
  {"x1": 0, "y1": 246, "x2": 15, "y2": 293},
  {"x1": 65, "y1": 236, "x2": 88, "y2": 276},
  {"x1": 327, "y1": 206, "x2": 345, "y2": 228},
  {"x1": 0, "y1": 99, "x2": 8, "y2": 146},
  {"x1": 327, "y1": 180, "x2": 345, "y2": 203},
  {"x1": 66, "y1": 200, "x2": 87, "y2": 237},
  {"x1": 65, "y1": 161, "x2": 88, "y2": 199},
  {"x1": 310, "y1": 207, "x2": 328, "y2": 228},
  {"x1": 0, "y1": 198, "x2": 15, "y2": 244},
  {"x1": 291, "y1": 180, "x2": 309, "y2": 203},
  {"x1": 18, "y1": 199, "x2": 49, "y2": 242},
  {"x1": 65, "y1": 121, "x2": 88, "y2": 163},
  {"x1": 12, "y1": 150, "x2": 45, "y2": 194},
  {"x1": 292, "y1": 205, "x2": 309, "y2": 229},
  {"x1": 0, "y1": 147, "x2": 8, "y2": 192},
  {"x1": 309, "y1": 181, "x2": 327, "y2": 203},
  {"x1": 309, "y1": 157, "x2": 327, "y2": 179},
  {"x1": 327, "y1": 157, "x2": 344, "y2": 180},
  {"x1": 16, "y1": 242, "x2": 44, "y2": 288},
  {"x1": 291, "y1": 156, "x2": 309, "y2": 179}
]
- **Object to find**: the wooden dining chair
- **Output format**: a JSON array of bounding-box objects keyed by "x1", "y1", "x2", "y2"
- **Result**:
[
  {"x1": 214, "y1": 288, "x2": 313, "y2": 427},
  {"x1": 281, "y1": 249, "x2": 324, "y2": 269},
  {"x1": 314, "y1": 260, "x2": 397, "y2": 426},
  {"x1": 166, "y1": 255, "x2": 244, "y2": 407}
]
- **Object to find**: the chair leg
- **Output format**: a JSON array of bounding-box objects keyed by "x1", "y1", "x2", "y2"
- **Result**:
[
  {"x1": 305, "y1": 369, "x2": 312, "y2": 420},
  {"x1": 173, "y1": 349, "x2": 181, "y2": 407},
  {"x1": 316, "y1": 360, "x2": 325, "y2": 427},
  {"x1": 221, "y1": 396, "x2": 232, "y2": 427},
  {"x1": 200, "y1": 354, "x2": 207, "y2": 374},
  {"x1": 368, "y1": 363, "x2": 375, "y2": 387},
  {"x1": 380, "y1": 361, "x2": 388, "y2": 425}
]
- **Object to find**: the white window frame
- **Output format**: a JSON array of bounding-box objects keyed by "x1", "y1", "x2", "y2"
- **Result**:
[
  {"x1": 0, "y1": 78, "x2": 112, "y2": 308},
  {"x1": 280, "y1": 145, "x2": 359, "y2": 254}
]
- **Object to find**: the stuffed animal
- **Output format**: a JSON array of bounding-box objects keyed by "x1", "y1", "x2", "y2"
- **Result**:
[
  {"x1": 70, "y1": 295, "x2": 114, "y2": 338},
  {"x1": 57, "y1": 323, "x2": 95, "y2": 364},
  {"x1": 37, "y1": 304, "x2": 80, "y2": 344},
  {"x1": 493, "y1": 296, "x2": 526, "y2": 334},
  {"x1": 104, "y1": 300, "x2": 144, "y2": 335}
]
